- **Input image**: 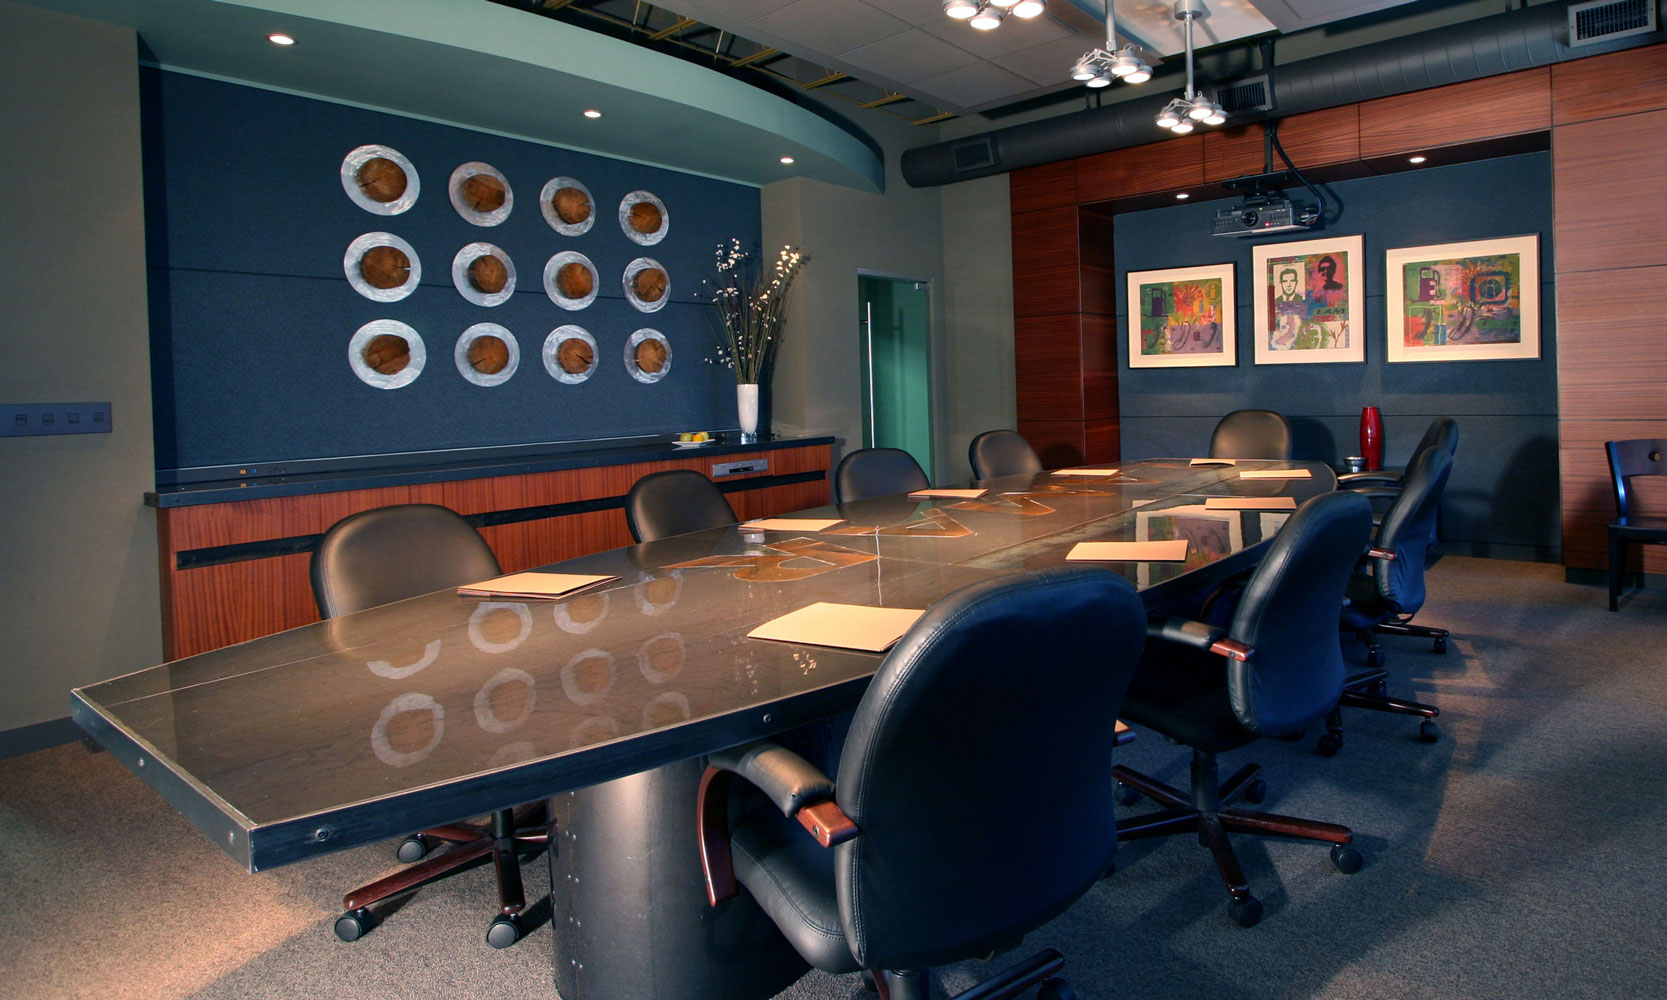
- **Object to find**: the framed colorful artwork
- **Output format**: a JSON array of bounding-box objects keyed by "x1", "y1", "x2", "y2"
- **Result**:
[
  {"x1": 1126, "y1": 263, "x2": 1235, "y2": 369},
  {"x1": 1385, "y1": 235, "x2": 1540, "y2": 363},
  {"x1": 1251, "y1": 235, "x2": 1365, "y2": 365}
]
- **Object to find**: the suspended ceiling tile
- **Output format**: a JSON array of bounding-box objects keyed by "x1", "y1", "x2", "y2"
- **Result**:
[
  {"x1": 1001, "y1": 37, "x2": 1111, "y2": 86},
  {"x1": 1252, "y1": 0, "x2": 1429, "y2": 33},
  {"x1": 749, "y1": 0, "x2": 913, "y2": 55},
  {"x1": 919, "y1": 11, "x2": 1078, "y2": 57},
  {"x1": 857, "y1": 0, "x2": 961, "y2": 27},
  {"x1": 914, "y1": 61, "x2": 1044, "y2": 109},
  {"x1": 841, "y1": 29, "x2": 983, "y2": 85}
]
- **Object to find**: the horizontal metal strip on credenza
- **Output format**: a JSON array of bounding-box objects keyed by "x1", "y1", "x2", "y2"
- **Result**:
[{"x1": 173, "y1": 470, "x2": 828, "y2": 571}]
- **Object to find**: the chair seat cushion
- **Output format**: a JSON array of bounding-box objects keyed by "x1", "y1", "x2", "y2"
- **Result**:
[
  {"x1": 1339, "y1": 572, "x2": 1385, "y2": 631},
  {"x1": 731, "y1": 805, "x2": 861, "y2": 974},
  {"x1": 1119, "y1": 647, "x2": 1254, "y2": 754}
]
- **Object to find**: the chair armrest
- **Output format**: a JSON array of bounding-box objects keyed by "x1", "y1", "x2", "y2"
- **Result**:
[
  {"x1": 698, "y1": 741, "x2": 858, "y2": 907},
  {"x1": 1346, "y1": 486, "x2": 1401, "y2": 501},
  {"x1": 1337, "y1": 469, "x2": 1404, "y2": 487},
  {"x1": 1146, "y1": 616, "x2": 1251, "y2": 661}
]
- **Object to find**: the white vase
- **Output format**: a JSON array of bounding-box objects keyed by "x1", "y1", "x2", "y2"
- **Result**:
[{"x1": 736, "y1": 383, "x2": 759, "y2": 443}]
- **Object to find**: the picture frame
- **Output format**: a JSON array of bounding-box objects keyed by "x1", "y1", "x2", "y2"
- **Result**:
[
  {"x1": 1384, "y1": 234, "x2": 1540, "y2": 363},
  {"x1": 1251, "y1": 235, "x2": 1365, "y2": 365},
  {"x1": 1126, "y1": 263, "x2": 1236, "y2": 368}
]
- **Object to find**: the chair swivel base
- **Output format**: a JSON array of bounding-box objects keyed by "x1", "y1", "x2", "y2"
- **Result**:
[
  {"x1": 1319, "y1": 667, "x2": 1441, "y2": 754},
  {"x1": 1112, "y1": 755, "x2": 1358, "y2": 928},
  {"x1": 869, "y1": 948, "x2": 1076, "y2": 1000},
  {"x1": 335, "y1": 802, "x2": 549, "y2": 948}
]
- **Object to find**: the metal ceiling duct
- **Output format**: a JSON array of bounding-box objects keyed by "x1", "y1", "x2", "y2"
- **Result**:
[{"x1": 901, "y1": 0, "x2": 1664, "y2": 188}]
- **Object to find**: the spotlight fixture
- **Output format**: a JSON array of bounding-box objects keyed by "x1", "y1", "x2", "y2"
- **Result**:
[
  {"x1": 943, "y1": 0, "x2": 980, "y2": 17},
  {"x1": 1176, "y1": 192, "x2": 1190, "y2": 199},
  {"x1": 968, "y1": 6, "x2": 1004, "y2": 29},
  {"x1": 267, "y1": 32, "x2": 295, "y2": 45},
  {"x1": 1408, "y1": 155, "x2": 1428, "y2": 164},
  {"x1": 946, "y1": 0, "x2": 1044, "y2": 30},
  {"x1": 1154, "y1": 1, "x2": 1226, "y2": 135},
  {"x1": 582, "y1": 109, "x2": 603, "y2": 119},
  {"x1": 1067, "y1": 3, "x2": 1150, "y2": 91},
  {"x1": 779, "y1": 156, "x2": 795, "y2": 164}
]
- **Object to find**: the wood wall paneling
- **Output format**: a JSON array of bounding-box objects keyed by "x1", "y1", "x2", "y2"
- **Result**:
[
  {"x1": 1076, "y1": 136, "x2": 1205, "y2": 204},
  {"x1": 1081, "y1": 314, "x2": 1117, "y2": 422},
  {"x1": 1014, "y1": 314, "x2": 1087, "y2": 423},
  {"x1": 1553, "y1": 110, "x2": 1667, "y2": 274},
  {"x1": 1009, "y1": 159, "x2": 1079, "y2": 213},
  {"x1": 1552, "y1": 43, "x2": 1667, "y2": 126},
  {"x1": 1203, "y1": 105, "x2": 1362, "y2": 183},
  {"x1": 1016, "y1": 420, "x2": 1088, "y2": 469},
  {"x1": 1358, "y1": 68, "x2": 1551, "y2": 159},
  {"x1": 1078, "y1": 211, "x2": 1118, "y2": 317},
  {"x1": 1012, "y1": 206, "x2": 1083, "y2": 317},
  {"x1": 1555, "y1": 266, "x2": 1667, "y2": 420}
]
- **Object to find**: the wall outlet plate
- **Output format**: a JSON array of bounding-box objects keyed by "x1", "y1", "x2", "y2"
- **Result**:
[{"x1": 1, "y1": 402, "x2": 113, "y2": 437}]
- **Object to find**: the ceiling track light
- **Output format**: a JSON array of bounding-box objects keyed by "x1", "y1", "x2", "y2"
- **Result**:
[
  {"x1": 1068, "y1": 3, "x2": 1149, "y2": 90},
  {"x1": 1156, "y1": 1, "x2": 1226, "y2": 134},
  {"x1": 946, "y1": 0, "x2": 1044, "y2": 29}
]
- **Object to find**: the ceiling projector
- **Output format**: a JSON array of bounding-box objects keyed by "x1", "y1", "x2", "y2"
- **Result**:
[{"x1": 1211, "y1": 194, "x2": 1318, "y2": 238}]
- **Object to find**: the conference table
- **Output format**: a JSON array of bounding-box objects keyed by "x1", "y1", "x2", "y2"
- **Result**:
[{"x1": 72, "y1": 458, "x2": 1333, "y2": 999}]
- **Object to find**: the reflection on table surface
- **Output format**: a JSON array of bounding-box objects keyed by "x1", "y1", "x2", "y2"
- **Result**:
[{"x1": 72, "y1": 459, "x2": 1332, "y2": 870}]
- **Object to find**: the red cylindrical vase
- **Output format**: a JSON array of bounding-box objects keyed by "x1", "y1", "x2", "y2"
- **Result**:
[{"x1": 1359, "y1": 406, "x2": 1384, "y2": 471}]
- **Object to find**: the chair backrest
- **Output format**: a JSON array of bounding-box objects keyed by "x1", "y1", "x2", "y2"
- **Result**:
[
  {"x1": 968, "y1": 429, "x2": 1044, "y2": 481},
  {"x1": 625, "y1": 469, "x2": 738, "y2": 543},
  {"x1": 833, "y1": 447, "x2": 930, "y2": 504},
  {"x1": 1209, "y1": 409, "x2": 1293, "y2": 460},
  {"x1": 1606, "y1": 439, "x2": 1667, "y2": 520},
  {"x1": 1373, "y1": 446, "x2": 1454, "y2": 615},
  {"x1": 1225, "y1": 491, "x2": 1374, "y2": 737},
  {"x1": 831, "y1": 566, "x2": 1145, "y2": 971},
  {"x1": 310, "y1": 503, "x2": 501, "y2": 619},
  {"x1": 1414, "y1": 416, "x2": 1460, "y2": 463}
]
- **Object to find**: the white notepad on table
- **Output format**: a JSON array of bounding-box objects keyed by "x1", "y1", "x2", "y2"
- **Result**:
[
  {"x1": 740, "y1": 518, "x2": 845, "y2": 531},
  {"x1": 748, "y1": 603, "x2": 925, "y2": 653},
  {"x1": 457, "y1": 572, "x2": 617, "y2": 600},
  {"x1": 1239, "y1": 469, "x2": 1313, "y2": 480},
  {"x1": 1066, "y1": 540, "x2": 1190, "y2": 562}
]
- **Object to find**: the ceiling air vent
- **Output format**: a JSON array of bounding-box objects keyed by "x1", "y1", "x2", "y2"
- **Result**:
[
  {"x1": 952, "y1": 137, "x2": 997, "y2": 173},
  {"x1": 1212, "y1": 75, "x2": 1272, "y2": 115},
  {"x1": 1568, "y1": 0, "x2": 1657, "y2": 47}
]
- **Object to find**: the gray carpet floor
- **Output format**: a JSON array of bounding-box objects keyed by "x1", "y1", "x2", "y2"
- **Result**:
[{"x1": 3, "y1": 556, "x2": 1664, "y2": 1000}]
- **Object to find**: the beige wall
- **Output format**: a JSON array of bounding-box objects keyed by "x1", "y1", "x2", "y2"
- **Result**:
[{"x1": 0, "y1": 1, "x2": 160, "y2": 741}]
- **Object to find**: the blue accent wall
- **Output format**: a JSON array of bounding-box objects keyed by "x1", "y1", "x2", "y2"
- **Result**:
[
  {"x1": 1114, "y1": 152, "x2": 1557, "y2": 557},
  {"x1": 141, "y1": 69, "x2": 760, "y2": 471}
]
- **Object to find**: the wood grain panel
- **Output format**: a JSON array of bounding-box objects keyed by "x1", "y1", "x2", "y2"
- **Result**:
[
  {"x1": 1558, "y1": 419, "x2": 1667, "y2": 572},
  {"x1": 1552, "y1": 43, "x2": 1667, "y2": 125},
  {"x1": 167, "y1": 553, "x2": 316, "y2": 658},
  {"x1": 1012, "y1": 206, "x2": 1082, "y2": 318},
  {"x1": 1554, "y1": 110, "x2": 1667, "y2": 274},
  {"x1": 1554, "y1": 266, "x2": 1667, "y2": 420},
  {"x1": 1010, "y1": 159, "x2": 1078, "y2": 214},
  {"x1": 1358, "y1": 68, "x2": 1550, "y2": 158},
  {"x1": 1016, "y1": 420, "x2": 1088, "y2": 469},
  {"x1": 1203, "y1": 105, "x2": 1362, "y2": 183},
  {"x1": 1082, "y1": 314, "x2": 1117, "y2": 422},
  {"x1": 1083, "y1": 418, "x2": 1120, "y2": 464},
  {"x1": 1015, "y1": 314, "x2": 1085, "y2": 423},
  {"x1": 1079, "y1": 211, "x2": 1118, "y2": 317},
  {"x1": 1076, "y1": 136, "x2": 1204, "y2": 204}
]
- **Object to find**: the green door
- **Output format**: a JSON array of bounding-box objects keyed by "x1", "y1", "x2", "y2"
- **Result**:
[{"x1": 858, "y1": 275, "x2": 932, "y2": 475}]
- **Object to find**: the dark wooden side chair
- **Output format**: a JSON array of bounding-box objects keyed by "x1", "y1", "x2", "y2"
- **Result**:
[
  {"x1": 1209, "y1": 409, "x2": 1293, "y2": 460},
  {"x1": 1606, "y1": 438, "x2": 1667, "y2": 611},
  {"x1": 968, "y1": 429, "x2": 1044, "y2": 481},
  {"x1": 698, "y1": 566, "x2": 1147, "y2": 1000},
  {"x1": 310, "y1": 503, "x2": 549, "y2": 948},
  {"x1": 1112, "y1": 491, "x2": 1373, "y2": 927},
  {"x1": 624, "y1": 468, "x2": 738, "y2": 543},
  {"x1": 833, "y1": 447, "x2": 930, "y2": 503}
]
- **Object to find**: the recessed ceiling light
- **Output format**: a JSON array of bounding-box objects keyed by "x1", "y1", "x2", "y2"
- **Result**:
[
  {"x1": 779, "y1": 156, "x2": 795, "y2": 164},
  {"x1": 1408, "y1": 155, "x2": 1427, "y2": 164},
  {"x1": 267, "y1": 33, "x2": 295, "y2": 46},
  {"x1": 583, "y1": 109, "x2": 602, "y2": 119},
  {"x1": 1176, "y1": 192, "x2": 1190, "y2": 200}
]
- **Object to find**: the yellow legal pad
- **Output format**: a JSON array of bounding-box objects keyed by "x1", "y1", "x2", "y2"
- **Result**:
[
  {"x1": 1053, "y1": 467, "x2": 1122, "y2": 476},
  {"x1": 1204, "y1": 496, "x2": 1298, "y2": 510},
  {"x1": 457, "y1": 572, "x2": 617, "y2": 600},
  {"x1": 1239, "y1": 469, "x2": 1313, "y2": 480},
  {"x1": 748, "y1": 602, "x2": 926, "y2": 653},
  {"x1": 1189, "y1": 458, "x2": 1237, "y2": 466},
  {"x1": 740, "y1": 518, "x2": 846, "y2": 531},
  {"x1": 1067, "y1": 540, "x2": 1190, "y2": 562},
  {"x1": 908, "y1": 488, "x2": 987, "y2": 498}
]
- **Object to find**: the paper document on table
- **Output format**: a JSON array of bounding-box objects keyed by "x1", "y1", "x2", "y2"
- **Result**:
[
  {"x1": 1053, "y1": 468, "x2": 1121, "y2": 476},
  {"x1": 1239, "y1": 469, "x2": 1312, "y2": 480},
  {"x1": 1190, "y1": 458, "x2": 1237, "y2": 466},
  {"x1": 908, "y1": 488, "x2": 987, "y2": 498},
  {"x1": 1067, "y1": 540, "x2": 1190, "y2": 562},
  {"x1": 1205, "y1": 496, "x2": 1297, "y2": 510},
  {"x1": 740, "y1": 518, "x2": 845, "y2": 531},
  {"x1": 749, "y1": 602, "x2": 925, "y2": 653},
  {"x1": 457, "y1": 572, "x2": 617, "y2": 600}
]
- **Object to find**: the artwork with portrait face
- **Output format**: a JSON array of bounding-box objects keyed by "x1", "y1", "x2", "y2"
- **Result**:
[{"x1": 1252, "y1": 235, "x2": 1365, "y2": 365}]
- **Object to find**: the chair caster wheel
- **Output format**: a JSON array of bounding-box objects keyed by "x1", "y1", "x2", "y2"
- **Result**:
[
  {"x1": 1433, "y1": 636, "x2": 1447, "y2": 654},
  {"x1": 1366, "y1": 678, "x2": 1388, "y2": 697},
  {"x1": 1420, "y1": 719, "x2": 1439, "y2": 743},
  {"x1": 1115, "y1": 781, "x2": 1141, "y2": 806},
  {"x1": 486, "y1": 915, "x2": 522, "y2": 949},
  {"x1": 1316, "y1": 733, "x2": 1342, "y2": 757},
  {"x1": 1243, "y1": 778, "x2": 1267, "y2": 805},
  {"x1": 1038, "y1": 976, "x2": 1079, "y2": 1000},
  {"x1": 1227, "y1": 894, "x2": 1262, "y2": 928},
  {"x1": 396, "y1": 833, "x2": 429, "y2": 863},
  {"x1": 335, "y1": 909, "x2": 372, "y2": 942},
  {"x1": 1330, "y1": 844, "x2": 1363, "y2": 874},
  {"x1": 1366, "y1": 647, "x2": 1385, "y2": 669}
]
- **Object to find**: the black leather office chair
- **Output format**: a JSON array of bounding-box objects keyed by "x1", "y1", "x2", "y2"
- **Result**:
[
  {"x1": 624, "y1": 468, "x2": 738, "y2": 543},
  {"x1": 968, "y1": 429, "x2": 1044, "y2": 481},
  {"x1": 1339, "y1": 416, "x2": 1458, "y2": 537},
  {"x1": 1112, "y1": 491, "x2": 1372, "y2": 927},
  {"x1": 311, "y1": 503, "x2": 547, "y2": 948},
  {"x1": 1605, "y1": 439, "x2": 1667, "y2": 611},
  {"x1": 698, "y1": 566, "x2": 1147, "y2": 1000},
  {"x1": 1208, "y1": 409, "x2": 1293, "y2": 460},
  {"x1": 833, "y1": 447, "x2": 930, "y2": 503},
  {"x1": 1330, "y1": 446, "x2": 1453, "y2": 751}
]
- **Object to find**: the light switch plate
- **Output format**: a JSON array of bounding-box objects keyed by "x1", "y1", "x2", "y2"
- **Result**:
[{"x1": 1, "y1": 402, "x2": 113, "y2": 437}]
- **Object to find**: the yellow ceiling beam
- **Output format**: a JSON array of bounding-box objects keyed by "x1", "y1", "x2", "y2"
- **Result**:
[
  {"x1": 801, "y1": 71, "x2": 849, "y2": 90},
  {"x1": 912, "y1": 110, "x2": 956, "y2": 125},
  {"x1": 647, "y1": 16, "x2": 699, "y2": 41}
]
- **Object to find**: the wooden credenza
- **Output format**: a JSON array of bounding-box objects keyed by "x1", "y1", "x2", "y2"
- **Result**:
[{"x1": 150, "y1": 438, "x2": 833, "y2": 659}]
